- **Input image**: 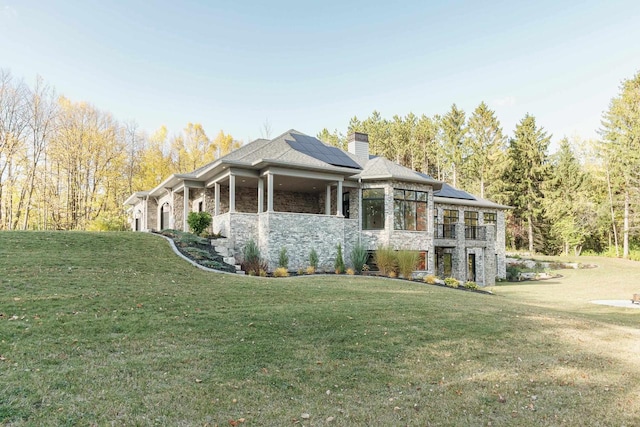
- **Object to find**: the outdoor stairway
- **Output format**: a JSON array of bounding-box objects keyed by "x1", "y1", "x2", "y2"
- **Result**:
[{"x1": 212, "y1": 238, "x2": 244, "y2": 274}]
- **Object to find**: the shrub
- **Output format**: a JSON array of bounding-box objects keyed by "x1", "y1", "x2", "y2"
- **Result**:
[
  {"x1": 388, "y1": 270, "x2": 397, "y2": 278},
  {"x1": 396, "y1": 250, "x2": 419, "y2": 279},
  {"x1": 306, "y1": 266, "x2": 316, "y2": 275},
  {"x1": 464, "y1": 281, "x2": 479, "y2": 290},
  {"x1": 273, "y1": 267, "x2": 289, "y2": 277},
  {"x1": 187, "y1": 211, "x2": 212, "y2": 236},
  {"x1": 350, "y1": 242, "x2": 368, "y2": 274},
  {"x1": 444, "y1": 277, "x2": 460, "y2": 288},
  {"x1": 346, "y1": 268, "x2": 355, "y2": 275},
  {"x1": 374, "y1": 246, "x2": 397, "y2": 276},
  {"x1": 334, "y1": 243, "x2": 345, "y2": 274},
  {"x1": 278, "y1": 247, "x2": 289, "y2": 269},
  {"x1": 309, "y1": 249, "x2": 319, "y2": 269},
  {"x1": 242, "y1": 239, "x2": 264, "y2": 276},
  {"x1": 424, "y1": 274, "x2": 437, "y2": 285},
  {"x1": 259, "y1": 269, "x2": 267, "y2": 277}
]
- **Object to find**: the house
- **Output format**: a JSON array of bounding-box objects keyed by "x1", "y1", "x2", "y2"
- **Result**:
[{"x1": 124, "y1": 130, "x2": 510, "y2": 285}]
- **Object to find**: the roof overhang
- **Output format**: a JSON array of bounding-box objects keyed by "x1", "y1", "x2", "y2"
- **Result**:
[
  {"x1": 123, "y1": 191, "x2": 149, "y2": 205},
  {"x1": 358, "y1": 174, "x2": 443, "y2": 190},
  {"x1": 434, "y1": 196, "x2": 513, "y2": 210}
]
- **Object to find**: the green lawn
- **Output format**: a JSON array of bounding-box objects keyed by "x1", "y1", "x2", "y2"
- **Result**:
[{"x1": 1, "y1": 232, "x2": 639, "y2": 426}]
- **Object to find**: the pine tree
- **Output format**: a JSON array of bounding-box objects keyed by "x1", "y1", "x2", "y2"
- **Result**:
[
  {"x1": 599, "y1": 71, "x2": 640, "y2": 258},
  {"x1": 466, "y1": 102, "x2": 506, "y2": 199},
  {"x1": 440, "y1": 104, "x2": 467, "y2": 187},
  {"x1": 504, "y1": 114, "x2": 551, "y2": 252}
]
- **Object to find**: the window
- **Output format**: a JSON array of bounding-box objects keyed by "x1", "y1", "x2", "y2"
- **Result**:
[
  {"x1": 198, "y1": 201, "x2": 203, "y2": 212},
  {"x1": 465, "y1": 211, "x2": 479, "y2": 239},
  {"x1": 394, "y1": 189, "x2": 428, "y2": 231},
  {"x1": 442, "y1": 209, "x2": 458, "y2": 238},
  {"x1": 362, "y1": 189, "x2": 385, "y2": 230},
  {"x1": 342, "y1": 192, "x2": 350, "y2": 218},
  {"x1": 418, "y1": 251, "x2": 427, "y2": 270},
  {"x1": 484, "y1": 212, "x2": 497, "y2": 224}
]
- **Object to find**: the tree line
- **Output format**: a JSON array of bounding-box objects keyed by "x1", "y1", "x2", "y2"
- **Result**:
[
  {"x1": 2, "y1": 67, "x2": 639, "y2": 258},
  {"x1": 319, "y1": 71, "x2": 640, "y2": 258},
  {"x1": 0, "y1": 69, "x2": 237, "y2": 231}
]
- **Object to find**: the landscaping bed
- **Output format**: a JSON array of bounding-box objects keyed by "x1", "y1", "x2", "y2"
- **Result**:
[{"x1": 158, "y1": 229, "x2": 236, "y2": 273}]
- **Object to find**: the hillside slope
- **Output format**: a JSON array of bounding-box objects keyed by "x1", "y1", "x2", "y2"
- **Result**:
[{"x1": 1, "y1": 232, "x2": 639, "y2": 426}]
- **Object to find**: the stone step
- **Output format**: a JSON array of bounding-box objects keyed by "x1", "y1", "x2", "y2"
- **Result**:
[{"x1": 215, "y1": 246, "x2": 232, "y2": 257}]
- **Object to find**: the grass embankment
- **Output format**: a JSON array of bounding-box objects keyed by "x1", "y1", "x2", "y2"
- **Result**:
[{"x1": 1, "y1": 232, "x2": 640, "y2": 426}]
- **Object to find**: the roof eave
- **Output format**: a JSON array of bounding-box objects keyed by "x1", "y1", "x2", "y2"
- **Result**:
[{"x1": 434, "y1": 196, "x2": 513, "y2": 210}]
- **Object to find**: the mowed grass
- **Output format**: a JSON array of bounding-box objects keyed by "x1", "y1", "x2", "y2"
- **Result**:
[{"x1": 1, "y1": 232, "x2": 640, "y2": 426}]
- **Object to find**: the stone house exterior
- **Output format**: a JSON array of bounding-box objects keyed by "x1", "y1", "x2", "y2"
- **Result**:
[{"x1": 125, "y1": 130, "x2": 510, "y2": 285}]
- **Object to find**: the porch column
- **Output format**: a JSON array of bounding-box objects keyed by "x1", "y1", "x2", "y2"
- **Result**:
[
  {"x1": 229, "y1": 174, "x2": 236, "y2": 213},
  {"x1": 336, "y1": 180, "x2": 343, "y2": 217},
  {"x1": 257, "y1": 178, "x2": 264, "y2": 213},
  {"x1": 183, "y1": 185, "x2": 190, "y2": 231},
  {"x1": 144, "y1": 196, "x2": 148, "y2": 232},
  {"x1": 325, "y1": 185, "x2": 331, "y2": 215},
  {"x1": 214, "y1": 183, "x2": 220, "y2": 216},
  {"x1": 267, "y1": 173, "x2": 274, "y2": 212}
]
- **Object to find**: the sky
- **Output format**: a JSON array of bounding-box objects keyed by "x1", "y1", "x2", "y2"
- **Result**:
[{"x1": 1, "y1": 0, "x2": 639, "y2": 148}]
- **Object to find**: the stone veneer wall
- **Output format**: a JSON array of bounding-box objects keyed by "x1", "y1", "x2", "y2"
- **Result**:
[
  {"x1": 258, "y1": 212, "x2": 356, "y2": 271},
  {"x1": 433, "y1": 201, "x2": 500, "y2": 285},
  {"x1": 147, "y1": 198, "x2": 158, "y2": 231},
  {"x1": 359, "y1": 180, "x2": 436, "y2": 273},
  {"x1": 172, "y1": 192, "x2": 184, "y2": 230}
]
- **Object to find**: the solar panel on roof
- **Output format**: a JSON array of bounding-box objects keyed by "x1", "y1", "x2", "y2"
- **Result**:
[
  {"x1": 286, "y1": 134, "x2": 362, "y2": 169},
  {"x1": 434, "y1": 183, "x2": 476, "y2": 200}
]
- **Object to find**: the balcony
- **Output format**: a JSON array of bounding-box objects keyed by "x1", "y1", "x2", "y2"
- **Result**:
[
  {"x1": 465, "y1": 225, "x2": 486, "y2": 240},
  {"x1": 434, "y1": 223, "x2": 456, "y2": 239}
]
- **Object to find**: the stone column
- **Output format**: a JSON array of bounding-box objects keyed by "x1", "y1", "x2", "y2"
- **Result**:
[
  {"x1": 183, "y1": 186, "x2": 190, "y2": 231},
  {"x1": 229, "y1": 174, "x2": 236, "y2": 213},
  {"x1": 325, "y1": 184, "x2": 331, "y2": 215},
  {"x1": 214, "y1": 183, "x2": 220, "y2": 216},
  {"x1": 454, "y1": 218, "x2": 467, "y2": 282},
  {"x1": 267, "y1": 173, "x2": 274, "y2": 212},
  {"x1": 257, "y1": 178, "x2": 264, "y2": 213},
  {"x1": 484, "y1": 224, "x2": 496, "y2": 286},
  {"x1": 336, "y1": 181, "x2": 343, "y2": 216}
]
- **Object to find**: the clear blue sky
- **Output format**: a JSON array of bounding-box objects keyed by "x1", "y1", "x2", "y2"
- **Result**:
[{"x1": 1, "y1": 0, "x2": 639, "y2": 147}]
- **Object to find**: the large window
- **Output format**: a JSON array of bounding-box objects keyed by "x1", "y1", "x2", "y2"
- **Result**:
[
  {"x1": 362, "y1": 189, "x2": 385, "y2": 230},
  {"x1": 394, "y1": 189, "x2": 428, "y2": 231},
  {"x1": 442, "y1": 209, "x2": 458, "y2": 238},
  {"x1": 465, "y1": 211, "x2": 479, "y2": 239}
]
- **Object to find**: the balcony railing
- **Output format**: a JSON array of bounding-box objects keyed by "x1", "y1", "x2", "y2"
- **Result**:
[
  {"x1": 435, "y1": 223, "x2": 487, "y2": 240},
  {"x1": 434, "y1": 223, "x2": 456, "y2": 239},
  {"x1": 465, "y1": 225, "x2": 486, "y2": 240}
]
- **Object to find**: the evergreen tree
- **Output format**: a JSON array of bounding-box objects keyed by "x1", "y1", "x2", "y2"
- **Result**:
[
  {"x1": 599, "y1": 71, "x2": 640, "y2": 258},
  {"x1": 543, "y1": 138, "x2": 593, "y2": 255},
  {"x1": 440, "y1": 104, "x2": 467, "y2": 187},
  {"x1": 504, "y1": 114, "x2": 551, "y2": 252},
  {"x1": 466, "y1": 102, "x2": 507, "y2": 199}
]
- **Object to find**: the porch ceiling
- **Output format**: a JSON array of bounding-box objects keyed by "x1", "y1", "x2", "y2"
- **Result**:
[{"x1": 215, "y1": 175, "x2": 338, "y2": 193}]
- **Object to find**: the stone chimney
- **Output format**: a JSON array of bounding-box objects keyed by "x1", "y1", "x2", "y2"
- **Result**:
[{"x1": 348, "y1": 132, "x2": 369, "y2": 161}]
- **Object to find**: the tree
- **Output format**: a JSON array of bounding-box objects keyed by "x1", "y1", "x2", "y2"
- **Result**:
[
  {"x1": 504, "y1": 114, "x2": 551, "y2": 252},
  {"x1": 599, "y1": 71, "x2": 640, "y2": 259},
  {"x1": 466, "y1": 102, "x2": 506, "y2": 199},
  {"x1": 440, "y1": 104, "x2": 467, "y2": 187},
  {"x1": 543, "y1": 138, "x2": 594, "y2": 255},
  {"x1": 317, "y1": 128, "x2": 345, "y2": 149},
  {"x1": 214, "y1": 130, "x2": 241, "y2": 156}
]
